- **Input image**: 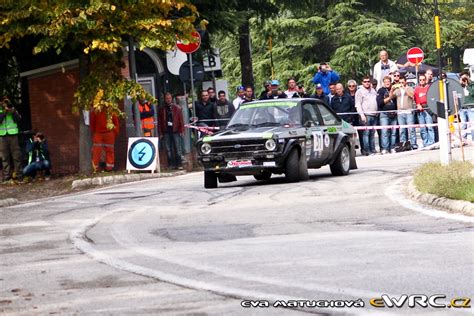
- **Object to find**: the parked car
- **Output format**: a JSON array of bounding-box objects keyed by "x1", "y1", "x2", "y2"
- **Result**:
[{"x1": 196, "y1": 98, "x2": 359, "y2": 188}]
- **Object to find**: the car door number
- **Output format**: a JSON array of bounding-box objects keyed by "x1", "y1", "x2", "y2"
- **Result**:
[{"x1": 312, "y1": 131, "x2": 323, "y2": 152}]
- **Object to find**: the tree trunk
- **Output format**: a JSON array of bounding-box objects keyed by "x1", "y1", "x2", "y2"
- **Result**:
[
  {"x1": 78, "y1": 52, "x2": 92, "y2": 174},
  {"x1": 451, "y1": 47, "x2": 462, "y2": 73},
  {"x1": 239, "y1": 20, "x2": 254, "y2": 89}
]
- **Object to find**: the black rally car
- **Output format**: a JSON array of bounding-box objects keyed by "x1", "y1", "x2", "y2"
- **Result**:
[{"x1": 197, "y1": 98, "x2": 359, "y2": 188}]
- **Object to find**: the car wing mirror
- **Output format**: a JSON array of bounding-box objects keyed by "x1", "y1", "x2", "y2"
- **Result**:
[{"x1": 304, "y1": 121, "x2": 313, "y2": 128}]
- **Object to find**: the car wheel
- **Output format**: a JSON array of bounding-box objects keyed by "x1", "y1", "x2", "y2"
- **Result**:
[
  {"x1": 330, "y1": 144, "x2": 350, "y2": 176},
  {"x1": 254, "y1": 171, "x2": 272, "y2": 181},
  {"x1": 204, "y1": 171, "x2": 218, "y2": 188},
  {"x1": 285, "y1": 148, "x2": 300, "y2": 182},
  {"x1": 298, "y1": 148, "x2": 309, "y2": 181}
]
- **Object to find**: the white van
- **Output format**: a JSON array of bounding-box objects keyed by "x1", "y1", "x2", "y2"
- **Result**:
[{"x1": 463, "y1": 48, "x2": 474, "y2": 78}]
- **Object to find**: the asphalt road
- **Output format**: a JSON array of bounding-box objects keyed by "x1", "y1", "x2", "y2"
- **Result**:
[{"x1": 1, "y1": 148, "x2": 473, "y2": 315}]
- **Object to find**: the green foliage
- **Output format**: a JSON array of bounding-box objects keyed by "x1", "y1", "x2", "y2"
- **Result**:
[
  {"x1": 414, "y1": 161, "x2": 474, "y2": 202},
  {"x1": 217, "y1": 0, "x2": 473, "y2": 92},
  {"x1": 0, "y1": 0, "x2": 199, "y2": 123}
]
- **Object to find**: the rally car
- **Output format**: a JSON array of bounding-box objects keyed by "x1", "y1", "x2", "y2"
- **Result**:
[{"x1": 197, "y1": 98, "x2": 359, "y2": 188}]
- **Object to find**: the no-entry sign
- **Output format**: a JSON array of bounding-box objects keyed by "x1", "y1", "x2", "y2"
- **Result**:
[
  {"x1": 176, "y1": 31, "x2": 201, "y2": 54},
  {"x1": 407, "y1": 47, "x2": 424, "y2": 64}
]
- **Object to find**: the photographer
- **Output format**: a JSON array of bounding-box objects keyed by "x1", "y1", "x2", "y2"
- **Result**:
[
  {"x1": 259, "y1": 80, "x2": 287, "y2": 100},
  {"x1": 0, "y1": 96, "x2": 23, "y2": 183},
  {"x1": 459, "y1": 72, "x2": 474, "y2": 143},
  {"x1": 311, "y1": 63, "x2": 340, "y2": 95},
  {"x1": 23, "y1": 132, "x2": 51, "y2": 180}
]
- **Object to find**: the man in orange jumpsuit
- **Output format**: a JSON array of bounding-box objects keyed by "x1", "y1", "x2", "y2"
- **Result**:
[{"x1": 90, "y1": 110, "x2": 119, "y2": 172}]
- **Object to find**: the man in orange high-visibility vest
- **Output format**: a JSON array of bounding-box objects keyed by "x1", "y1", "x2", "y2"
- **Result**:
[
  {"x1": 138, "y1": 99, "x2": 155, "y2": 137},
  {"x1": 90, "y1": 110, "x2": 119, "y2": 172}
]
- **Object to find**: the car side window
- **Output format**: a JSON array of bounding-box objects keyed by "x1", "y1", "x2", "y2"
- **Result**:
[
  {"x1": 317, "y1": 104, "x2": 341, "y2": 125},
  {"x1": 302, "y1": 103, "x2": 320, "y2": 126}
]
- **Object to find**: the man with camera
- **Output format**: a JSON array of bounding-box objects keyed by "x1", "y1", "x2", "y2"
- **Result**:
[
  {"x1": 259, "y1": 80, "x2": 287, "y2": 100},
  {"x1": 23, "y1": 132, "x2": 51, "y2": 180},
  {"x1": 459, "y1": 72, "x2": 474, "y2": 144},
  {"x1": 390, "y1": 75, "x2": 417, "y2": 150},
  {"x1": 0, "y1": 97, "x2": 22, "y2": 183},
  {"x1": 311, "y1": 63, "x2": 340, "y2": 95}
]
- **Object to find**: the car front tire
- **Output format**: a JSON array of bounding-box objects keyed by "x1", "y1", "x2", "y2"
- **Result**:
[
  {"x1": 204, "y1": 171, "x2": 218, "y2": 189},
  {"x1": 285, "y1": 148, "x2": 300, "y2": 182},
  {"x1": 330, "y1": 144, "x2": 350, "y2": 176}
]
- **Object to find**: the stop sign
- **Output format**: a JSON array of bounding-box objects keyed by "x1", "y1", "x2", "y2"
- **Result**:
[
  {"x1": 176, "y1": 31, "x2": 201, "y2": 54},
  {"x1": 407, "y1": 47, "x2": 424, "y2": 64}
]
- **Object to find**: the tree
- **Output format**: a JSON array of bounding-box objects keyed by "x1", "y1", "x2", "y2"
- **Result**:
[
  {"x1": 192, "y1": 0, "x2": 279, "y2": 88},
  {"x1": 1, "y1": 1, "x2": 199, "y2": 115},
  {"x1": 0, "y1": 0, "x2": 200, "y2": 172},
  {"x1": 217, "y1": 0, "x2": 472, "y2": 92}
]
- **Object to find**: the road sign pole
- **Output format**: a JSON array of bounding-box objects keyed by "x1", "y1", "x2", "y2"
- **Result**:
[
  {"x1": 443, "y1": 80, "x2": 452, "y2": 163},
  {"x1": 433, "y1": 0, "x2": 451, "y2": 165},
  {"x1": 189, "y1": 53, "x2": 196, "y2": 119},
  {"x1": 415, "y1": 63, "x2": 419, "y2": 86}
]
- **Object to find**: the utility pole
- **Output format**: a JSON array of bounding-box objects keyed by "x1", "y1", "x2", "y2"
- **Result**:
[
  {"x1": 128, "y1": 36, "x2": 142, "y2": 137},
  {"x1": 434, "y1": 0, "x2": 451, "y2": 164}
]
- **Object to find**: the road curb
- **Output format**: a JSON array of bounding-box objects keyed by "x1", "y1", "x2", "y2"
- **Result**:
[
  {"x1": 0, "y1": 198, "x2": 18, "y2": 208},
  {"x1": 407, "y1": 180, "x2": 474, "y2": 216},
  {"x1": 71, "y1": 171, "x2": 187, "y2": 190}
]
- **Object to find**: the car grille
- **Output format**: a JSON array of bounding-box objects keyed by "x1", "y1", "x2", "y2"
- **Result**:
[{"x1": 211, "y1": 140, "x2": 267, "y2": 154}]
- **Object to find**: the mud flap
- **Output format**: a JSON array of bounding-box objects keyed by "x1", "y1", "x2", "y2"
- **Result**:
[
  {"x1": 218, "y1": 174, "x2": 237, "y2": 183},
  {"x1": 349, "y1": 146, "x2": 358, "y2": 170}
]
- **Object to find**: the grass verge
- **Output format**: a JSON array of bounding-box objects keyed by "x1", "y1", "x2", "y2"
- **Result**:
[{"x1": 413, "y1": 161, "x2": 474, "y2": 203}]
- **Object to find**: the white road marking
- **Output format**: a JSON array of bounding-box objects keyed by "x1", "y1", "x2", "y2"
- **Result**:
[
  {"x1": 385, "y1": 177, "x2": 474, "y2": 223},
  {"x1": 70, "y1": 208, "x2": 405, "y2": 315}
]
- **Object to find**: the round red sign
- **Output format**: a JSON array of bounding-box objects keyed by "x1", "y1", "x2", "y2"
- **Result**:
[
  {"x1": 176, "y1": 31, "x2": 201, "y2": 54},
  {"x1": 407, "y1": 47, "x2": 424, "y2": 64}
]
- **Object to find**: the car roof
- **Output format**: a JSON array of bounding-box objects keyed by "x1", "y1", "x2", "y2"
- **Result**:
[{"x1": 242, "y1": 98, "x2": 325, "y2": 106}]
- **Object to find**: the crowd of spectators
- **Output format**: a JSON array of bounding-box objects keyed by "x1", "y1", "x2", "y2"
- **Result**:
[{"x1": 193, "y1": 49, "x2": 474, "y2": 155}]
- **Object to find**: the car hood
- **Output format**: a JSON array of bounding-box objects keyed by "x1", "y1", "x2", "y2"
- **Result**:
[{"x1": 202, "y1": 126, "x2": 301, "y2": 142}]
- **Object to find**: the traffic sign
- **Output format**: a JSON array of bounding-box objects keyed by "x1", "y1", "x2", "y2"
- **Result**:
[
  {"x1": 176, "y1": 31, "x2": 201, "y2": 54},
  {"x1": 426, "y1": 78, "x2": 464, "y2": 116},
  {"x1": 407, "y1": 47, "x2": 424, "y2": 64},
  {"x1": 179, "y1": 60, "x2": 205, "y2": 83},
  {"x1": 203, "y1": 49, "x2": 222, "y2": 72},
  {"x1": 166, "y1": 49, "x2": 187, "y2": 75},
  {"x1": 126, "y1": 137, "x2": 159, "y2": 171}
]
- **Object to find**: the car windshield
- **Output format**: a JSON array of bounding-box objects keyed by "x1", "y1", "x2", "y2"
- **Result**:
[{"x1": 227, "y1": 101, "x2": 301, "y2": 129}]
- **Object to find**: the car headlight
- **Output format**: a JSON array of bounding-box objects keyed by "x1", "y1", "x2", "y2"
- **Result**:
[
  {"x1": 265, "y1": 139, "x2": 277, "y2": 151},
  {"x1": 200, "y1": 143, "x2": 212, "y2": 155}
]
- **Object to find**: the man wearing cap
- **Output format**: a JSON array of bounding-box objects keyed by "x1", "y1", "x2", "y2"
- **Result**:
[
  {"x1": 259, "y1": 81, "x2": 272, "y2": 99},
  {"x1": 260, "y1": 80, "x2": 287, "y2": 100},
  {"x1": 310, "y1": 84, "x2": 329, "y2": 105},
  {"x1": 232, "y1": 86, "x2": 245, "y2": 110},
  {"x1": 311, "y1": 63, "x2": 340, "y2": 95}
]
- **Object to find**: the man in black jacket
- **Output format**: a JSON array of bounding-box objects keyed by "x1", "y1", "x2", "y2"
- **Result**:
[
  {"x1": 376, "y1": 76, "x2": 398, "y2": 154},
  {"x1": 195, "y1": 90, "x2": 216, "y2": 126},
  {"x1": 330, "y1": 83, "x2": 356, "y2": 124}
]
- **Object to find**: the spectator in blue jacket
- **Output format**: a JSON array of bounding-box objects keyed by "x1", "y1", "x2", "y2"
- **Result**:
[{"x1": 311, "y1": 63, "x2": 340, "y2": 95}]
